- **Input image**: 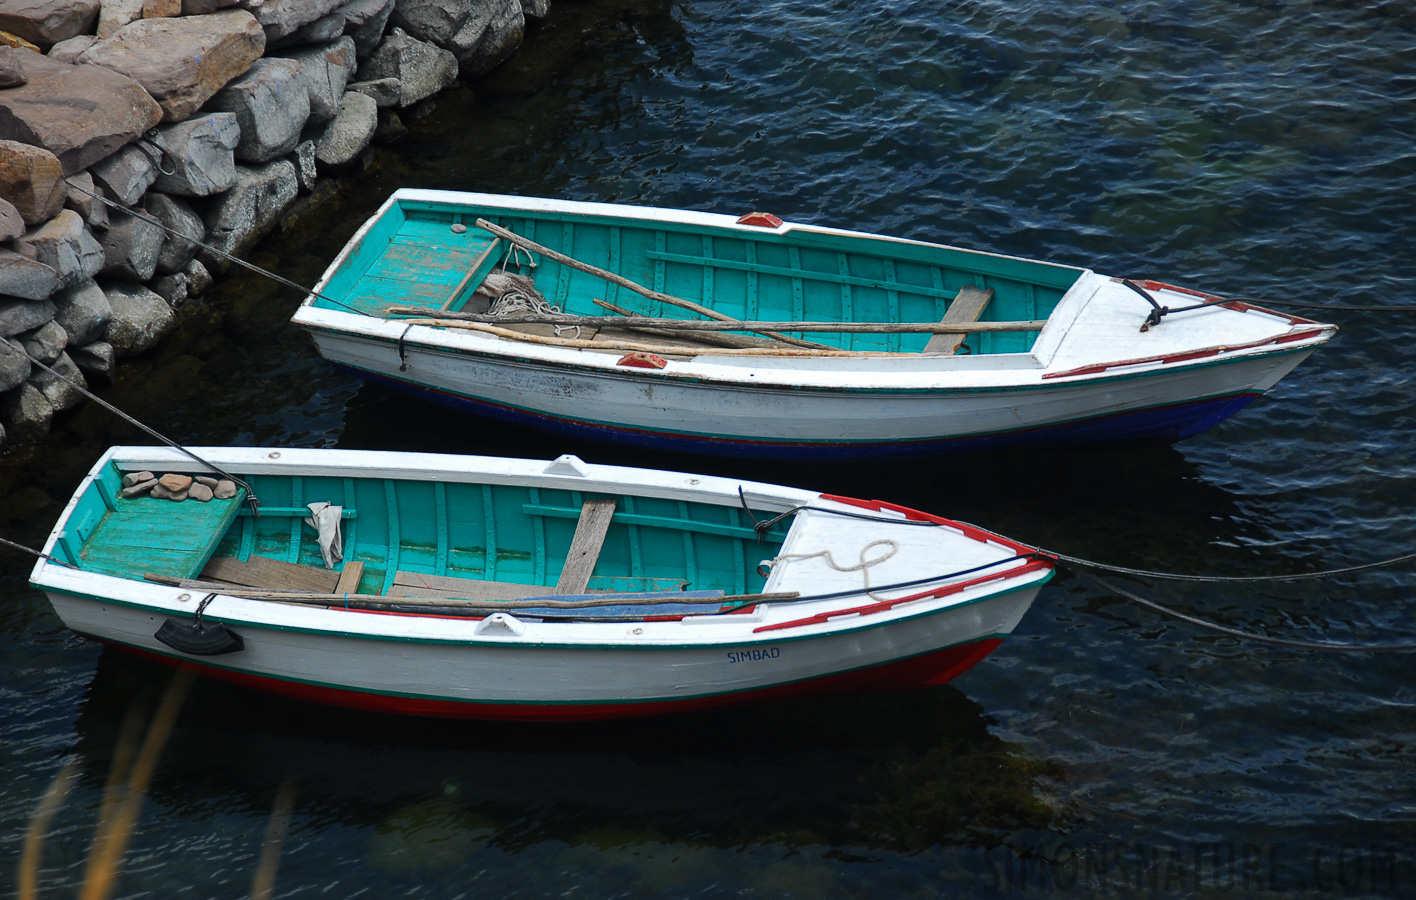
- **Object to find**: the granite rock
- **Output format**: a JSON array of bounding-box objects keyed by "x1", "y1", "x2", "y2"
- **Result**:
[
  {"x1": 147, "y1": 192, "x2": 204, "y2": 273},
  {"x1": 0, "y1": 139, "x2": 66, "y2": 225},
  {"x1": 51, "y1": 277, "x2": 111, "y2": 345},
  {"x1": 13, "y1": 209, "x2": 104, "y2": 288},
  {"x1": 0, "y1": 381, "x2": 52, "y2": 444},
  {"x1": 0, "y1": 295, "x2": 55, "y2": 337},
  {"x1": 205, "y1": 57, "x2": 310, "y2": 163},
  {"x1": 199, "y1": 159, "x2": 297, "y2": 266},
  {"x1": 102, "y1": 278, "x2": 174, "y2": 355},
  {"x1": 97, "y1": 208, "x2": 164, "y2": 280},
  {"x1": 314, "y1": 89, "x2": 375, "y2": 166},
  {"x1": 0, "y1": 1, "x2": 100, "y2": 46},
  {"x1": 0, "y1": 246, "x2": 59, "y2": 300},
  {"x1": 149, "y1": 112, "x2": 240, "y2": 197},
  {"x1": 359, "y1": 27, "x2": 456, "y2": 107}
]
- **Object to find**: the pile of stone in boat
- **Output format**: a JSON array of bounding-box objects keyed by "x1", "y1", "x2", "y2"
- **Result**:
[{"x1": 120, "y1": 472, "x2": 237, "y2": 502}]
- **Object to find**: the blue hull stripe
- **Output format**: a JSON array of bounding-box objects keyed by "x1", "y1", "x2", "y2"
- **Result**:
[{"x1": 337, "y1": 364, "x2": 1259, "y2": 459}]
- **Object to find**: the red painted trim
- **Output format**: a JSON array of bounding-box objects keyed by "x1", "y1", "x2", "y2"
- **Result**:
[
  {"x1": 1125, "y1": 279, "x2": 1322, "y2": 326},
  {"x1": 736, "y1": 212, "x2": 783, "y2": 228},
  {"x1": 1043, "y1": 327, "x2": 1330, "y2": 380},
  {"x1": 97, "y1": 636, "x2": 1005, "y2": 721},
  {"x1": 754, "y1": 559, "x2": 1052, "y2": 633},
  {"x1": 816, "y1": 494, "x2": 1037, "y2": 554}
]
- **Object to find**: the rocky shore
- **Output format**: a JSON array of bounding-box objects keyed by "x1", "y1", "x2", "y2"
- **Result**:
[{"x1": 0, "y1": 0, "x2": 547, "y2": 453}]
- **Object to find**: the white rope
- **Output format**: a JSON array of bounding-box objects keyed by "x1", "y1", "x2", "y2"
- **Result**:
[
  {"x1": 484, "y1": 272, "x2": 583, "y2": 340},
  {"x1": 766, "y1": 538, "x2": 900, "y2": 600}
]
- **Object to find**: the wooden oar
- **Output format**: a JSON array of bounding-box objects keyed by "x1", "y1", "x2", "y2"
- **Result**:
[
  {"x1": 473, "y1": 218, "x2": 833, "y2": 350},
  {"x1": 388, "y1": 307, "x2": 1047, "y2": 334},
  {"x1": 592, "y1": 299, "x2": 782, "y2": 349}
]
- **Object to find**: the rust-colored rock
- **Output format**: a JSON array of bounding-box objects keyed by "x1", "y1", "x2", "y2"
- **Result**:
[
  {"x1": 158, "y1": 472, "x2": 193, "y2": 491},
  {"x1": 0, "y1": 1, "x2": 100, "y2": 47},
  {"x1": 0, "y1": 53, "x2": 161, "y2": 174},
  {"x1": 0, "y1": 139, "x2": 65, "y2": 225},
  {"x1": 78, "y1": 10, "x2": 265, "y2": 122}
]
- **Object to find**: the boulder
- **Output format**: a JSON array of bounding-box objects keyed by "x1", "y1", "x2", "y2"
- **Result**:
[
  {"x1": 97, "y1": 208, "x2": 163, "y2": 280},
  {"x1": 205, "y1": 57, "x2": 310, "y2": 163},
  {"x1": 339, "y1": 0, "x2": 394, "y2": 58},
  {"x1": 88, "y1": 141, "x2": 158, "y2": 206},
  {"x1": 183, "y1": 256, "x2": 211, "y2": 294},
  {"x1": 0, "y1": 140, "x2": 65, "y2": 225},
  {"x1": 345, "y1": 77, "x2": 398, "y2": 107},
  {"x1": 0, "y1": 335, "x2": 30, "y2": 391},
  {"x1": 143, "y1": 0, "x2": 180, "y2": 16},
  {"x1": 102, "y1": 279, "x2": 174, "y2": 355},
  {"x1": 68, "y1": 338, "x2": 114, "y2": 383},
  {"x1": 0, "y1": 52, "x2": 162, "y2": 174},
  {"x1": 521, "y1": 0, "x2": 548, "y2": 19},
  {"x1": 78, "y1": 10, "x2": 266, "y2": 123},
  {"x1": 0, "y1": 44, "x2": 27, "y2": 87},
  {"x1": 149, "y1": 270, "x2": 186, "y2": 308},
  {"x1": 0, "y1": 295, "x2": 54, "y2": 337},
  {"x1": 20, "y1": 316, "x2": 63, "y2": 360},
  {"x1": 199, "y1": 159, "x2": 297, "y2": 266},
  {"x1": 45, "y1": 34, "x2": 97, "y2": 63},
  {"x1": 280, "y1": 36, "x2": 356, "y2": 124},
  {"x1": 149, "y1": 112, "x2": 240, "y2": 196},
  {"x1": 268, "y1": 11, "x2": 344, "y2": 51},
  {"x1": 63, "y1": 171, "x2": 109, "y2": 230},
  {"x1": 314, "y1": 89, "x2": 375, "y2": 166},
  {"x1": 181, "y1": 0, "x2": 239, "y2": 13},
  {"x1": 242, "y1": 0, "x2": 345, "y2": 44},
  {"x1": 0, "y1": 196, "x2": 22, "y2": 241},
  {"x1": 359, "y1": 28, "x2": 456, "y2": 108},
  {"x1": 291, "y1": 139, "x2": 316, "y2": 191},
  {"x1": 0, "y1": 246, "x2": 58, "y2": 299},
  {"x1": 96, "y1": 0, "x2": 145, "y2": 40},
  {"x1": 147, "y1": 192, "x2": 204, "y2": 273},
  {"x1": 30, "y1": 348, "x2": 85, "y2": 411},
  {"x1": 0, "y1": 1, "x2": 100, "y2": 47},
  {"x1": 453, "y1": 0, "x2": 523, "y2": 75},
  {"x1": 0, "y1": 381, "x2": 52, "y2": 444},
  {"x1": 12, "y1": 209, "x2": 104, "y2": 288},
  {"x1": 51, "y1": 277, "x2": 111, "y2": 345}
]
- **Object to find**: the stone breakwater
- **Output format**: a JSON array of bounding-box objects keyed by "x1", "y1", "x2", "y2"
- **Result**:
[{"x1": 0, "y1": 0, "x2": 548, "y2": 453}]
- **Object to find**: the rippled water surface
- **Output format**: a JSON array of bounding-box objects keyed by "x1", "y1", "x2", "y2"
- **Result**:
[{"x1": 3, "y1": 1, "x2": 1415, "y2": 896}]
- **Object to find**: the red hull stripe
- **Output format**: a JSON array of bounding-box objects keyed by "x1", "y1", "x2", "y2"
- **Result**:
[
  {"x1": 815, "y1": 494, "x2": 1039, "y2": 555},
  {"x1": 94, "y1": 637, "x2": 1004, "y2": 721}
]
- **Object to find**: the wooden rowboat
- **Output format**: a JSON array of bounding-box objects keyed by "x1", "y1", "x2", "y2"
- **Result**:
[
  {"x1": 291, "y1": 190, "x2": 1336, "y2": 459},
  {"x1": 30, "y1": 446, "x2": 1053, "y2": 720}
]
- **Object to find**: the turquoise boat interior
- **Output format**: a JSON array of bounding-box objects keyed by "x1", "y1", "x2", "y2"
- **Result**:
[
  {"x1": 50, "y1": 460, "x2": 791, "y2": 606},
  {"x1": 310, "y1": 195, "x2": 1085, "y2": 356}
]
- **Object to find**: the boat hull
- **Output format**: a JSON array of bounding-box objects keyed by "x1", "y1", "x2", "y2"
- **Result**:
[
  {"x1": 309, "y1": 326, "x2": 1312, "y2": 459},
  {"x1": 44, "y1": 580, "x2": 1037, "y2": 720}
]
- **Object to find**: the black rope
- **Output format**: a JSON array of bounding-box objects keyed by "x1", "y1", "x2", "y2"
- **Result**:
[
  {"x1": 23, "y1": 354, "x2": 260, "y2": 515},
  {"x1": 1027, "y1": 544, "x2": 1416, "y2": 583},
  {"x1": 1079, "y1": 572, "x2": 1416, "y2": 653}
]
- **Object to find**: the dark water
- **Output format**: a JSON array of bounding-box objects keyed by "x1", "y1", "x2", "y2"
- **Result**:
[{"x1": 3, "y1": 1, "x2": 1415, "y2": 896}]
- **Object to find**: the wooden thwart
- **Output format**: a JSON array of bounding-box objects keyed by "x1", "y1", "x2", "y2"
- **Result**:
[
  {"x1": 924, "y1": 285, "x2": 996, "y2": 356},
  {"x1": 390, "y1": 571, "x2": 549, "y2": 601},
  {"x1": 201, "y1": 555, "x2": 341, "y2": 593},
  {"x1": 555, "y1": 497, "x2": 618, "y2": 594}
]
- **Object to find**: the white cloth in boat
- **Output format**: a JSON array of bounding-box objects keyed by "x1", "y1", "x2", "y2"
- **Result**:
[{"x1": 304, "y1": 502, "x2": 344, "y2": 568}]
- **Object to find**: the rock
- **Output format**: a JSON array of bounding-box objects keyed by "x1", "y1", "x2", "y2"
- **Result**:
[
  {"x1": 158, "y1": 472, "x2": 192, "y2": 490},
  {"x1": 183, "y1": 256, "x2": 211, "y2": 294},
  {"x1": 151, "y1": 482, "x2": 187, "y2": 500},
  {"x1": 102, "y1": 279, "x2": 174, "y2": 355},
  {"x1": 0, "y1": 196, "x2": 22, "y2": 241},
  {"x1": 345, "y1": 77, "x2": 399, "y2": 107},
  {"x1": 213, "y1": 478, "x2": 237, "y2": 499},
  {"x1": 68, "y1": 338, "x2": 114, "y2": 382},
  {"x1": 20, "y1": 318, "x2": 64, "y2": 363},
  {"x1": 280, "y1": 36, "x2": 356, "y2": 124},
  {"x1": 268, "y1": 11, "x2": 344, "y2": 51},
  {"x1": 0, "y1": 335, "x2": 29, "y2": 391},
  {"x1": 143, "y1": 0, "x2": 180, "y2": 16},
  {"x1": 0, "y1": 296, "x2": 55, "y2": 337},
  {"x1": 359, "y1": 28, "x2": 457, "y2": 108},
  {"x1": 12, "y1": 209, "x2": 104, "y2": 288},
  {"x1": 205, "y1": 57, "x2": 310, "y2": 163},
  {"x1": 194, "y1": 475, "x2": 217, "y2": 488},
  {"x1": 0, "y1": 52, "x2": 162, "y2": 174},
  {"x1": 0, "y1": 140, "x2": 66, "y2": 225},
  {"x1": 180, "y1": 1, "x2": 239, "y2": 13},
  {"x1": 188, "y1": 481, "x2": 213, "y2": 502},
  {"x1": 199, "y1": 159, "x2": 297, "y2": 266},
  {"x1": 46, "y1": 35, "x2": 97, "y2": 62},
  {"x1": 147, "y1": 192, "x2": 204, "y2": 273},
  {"x1": 78, "y1": 10, "x2": 266, "y2": 123},
  {"x1": 120, "y1": 477, "x2": 156, "y2": 498},
  {"x1": 339, "y1": 0, "x2": 394, "y2": 59},
  {"x1": 98, "y1": 208, "x2": 164, "y2": 280},
  {"x1": 0, "y1": 31, "x2": 40, "y2": 52},
  {"x1": 149, "y1": 112, "x2": 240, "y2": 197},
  {"x1": 51, "y1": 278, "x2": 111, "y2": 345},
  {"x1": 29, "y1": 348, "x2": 85, "y2": 412},
  {"x1": 452, "y1": 0, "x2": 523, "y2": 75},
  {"x1": 89, "y1": 141, "x2": 158, "y2": 206},
  {"x1": 0, "y1": 381, "x2": 52, "y2": 444},
  {"x1": 521, "y1": 0, "x2": 549, "y2": 19},
  {"x1": 292, "y1": 139, "x2": 316, "y2": 192},
  {"x1": 122, "y1": 470, "x2": 154, "y2": 487},
  {"x1": 314, "y1": 89, "x2": 375, "y2": 167},
  {"x1": 0, "y1": 247, "x2": 59, "y2": 300},
  {"x1": 97, "y1": 0, "x2": 145, "y2": 40},
  {"x1": 243, "y1": 0, "x2": 345, "y2": 44},
  {"x1": 0, "y1": 1, "x2": 100, "y2": 47},
  {"x1": 63, "y1": 172, "x2": 109, "y2": 230},
  {"x1": 0, "y1": 44, "x2": 27, "y2": 87},
  {"x1": 150, "y1": 271, "x2": 185, "y2": 308}
]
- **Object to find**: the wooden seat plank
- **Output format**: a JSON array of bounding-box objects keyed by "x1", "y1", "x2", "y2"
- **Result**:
[
  {"x1": 334, "y1": 560, "x2": 365, "y2": 595},
  {"x1": 390, "y1": 571, "x2": 549, "y2": 601},
  {"x1": 923, "y1": 285, "x2": 995, "y2": 356},
  {"x1": 555, "y1": 497, "x2": 619, "y2": 595},
  {"x1": 201, "y1": 555, "x2": 341, "y2": 593}
]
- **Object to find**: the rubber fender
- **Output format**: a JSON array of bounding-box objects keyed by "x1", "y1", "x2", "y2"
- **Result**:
[{"x1": 154, "y1": 618, "x2": 245, "y2": 656}]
